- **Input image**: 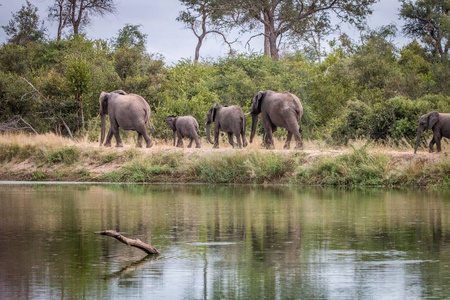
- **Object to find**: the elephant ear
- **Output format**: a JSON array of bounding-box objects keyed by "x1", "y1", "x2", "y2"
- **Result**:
[
  {"x1": 211, "y1": 103, "x2": 217, "y2": 122},
  {"x1": 427, "y1": 111, "x2": 439, "y2": 129},
  {"x1": 251, "y1": 91, "x2": 264, "y2": 114},
  {"x1": 165, "y1": 115, "x2": 177, "y2": 131},
  {"x1": 99, "y1": 92, "x2": 109, "y2": 115}
]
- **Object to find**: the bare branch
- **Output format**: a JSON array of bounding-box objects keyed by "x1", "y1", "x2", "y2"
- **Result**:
[{"x1": 95, "y1": 230, "x2": 159, "y2": 255}]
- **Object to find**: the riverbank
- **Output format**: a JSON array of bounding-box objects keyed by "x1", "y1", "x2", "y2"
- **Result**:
[{"x1": 0, "y1": 133, "x2": 449, "y2": 188}]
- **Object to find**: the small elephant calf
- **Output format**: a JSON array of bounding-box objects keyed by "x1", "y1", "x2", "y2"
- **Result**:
[
  {"x1": 414, "y1": 111, "x2": 450, "y2": 153},
  {"x1": 166, "y1": 115, "x2": 201, "y2": 148}
]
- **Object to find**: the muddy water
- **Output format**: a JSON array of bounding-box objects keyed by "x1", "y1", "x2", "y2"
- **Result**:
[{"x1": 1, "y1": 183, "x2": 450, "y2": 299}]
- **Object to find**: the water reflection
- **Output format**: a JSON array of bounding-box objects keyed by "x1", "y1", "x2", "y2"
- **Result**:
[{"x1": 0, "y1": 184, "x2": 450, "y2": 299}]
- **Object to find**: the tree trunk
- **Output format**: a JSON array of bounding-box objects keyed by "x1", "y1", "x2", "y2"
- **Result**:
[
  {"x1": 264, "y1": 23, "x2": 270, "y2": 56},
  {"x1": 195, "y1": 36, "x2": 204, "y2": 62},
  {"x1": 269, "y1": 32, "x2": 279, "y2": 61}
]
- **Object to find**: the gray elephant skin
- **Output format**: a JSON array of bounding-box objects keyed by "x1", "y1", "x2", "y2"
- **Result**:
[
  {"x1": 206, "y1": 104, "x2": 248, "y2": 148},
  {"x1": 414, "y1": 111, "x2": 450, "y2": 153},
  {"x1": 166, "y1": 115, "x2": 201, "y2": 148},
  {"x1": 99, "y1": 91, "x2": 153, "y2": 148},
  {"x1": 249, "y1": 90, "x2": 303, "y2": 149}
]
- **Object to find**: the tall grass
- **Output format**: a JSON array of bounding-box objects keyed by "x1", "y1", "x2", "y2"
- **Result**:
[
  {"x1": 297, "y1": 146, "x2": 389, "y2": 186},
  {"x1": 1, "y1": 133, "x2": 450, "y2": 187}
]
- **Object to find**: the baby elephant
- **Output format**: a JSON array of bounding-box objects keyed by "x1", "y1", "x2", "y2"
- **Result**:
[{"x1": 166, "y1": 115, "x2": 201, "y2": 148}]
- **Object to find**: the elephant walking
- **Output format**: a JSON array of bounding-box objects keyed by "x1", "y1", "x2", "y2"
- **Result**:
[
  {"x1": 165, "y1": 115, "x2": 201, "y2": 148},
  {"x1": 206, "y1": 104, "x2": 248, "y2": 148},
  {"x1": 99, "y1": 91, "x2": 153, "y2": 148},
  {"x1": 249, "y1": 90, "x2": 303, "y2": 150},
  {"x1": 414, "y1": 111, "x2": 450, "y2": 153}
]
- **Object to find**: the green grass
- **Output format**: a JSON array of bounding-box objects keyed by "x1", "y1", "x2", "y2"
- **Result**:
[
  {"x1": 1, "y1": 135, "x2": 450, "y2": 188},
  {"x1": 297, "y1": 146, "x2": 389, "y2": 186},
  {"x1": 46, "y1": 146, "x2": 80, "y2": 165}
]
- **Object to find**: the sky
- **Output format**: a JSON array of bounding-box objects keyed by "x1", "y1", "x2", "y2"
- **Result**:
[{"x1": 0, "y1": 0, "x2": 408, "y2": 64}]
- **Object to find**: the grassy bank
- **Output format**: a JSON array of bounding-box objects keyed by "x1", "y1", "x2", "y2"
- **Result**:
[{"x1": 0, "y1": 133, "x2": 449, "y2": 188}]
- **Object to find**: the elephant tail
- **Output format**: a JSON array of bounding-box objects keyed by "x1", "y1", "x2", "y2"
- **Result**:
[{"x1": 144, "y1": 108, "x2": 155, "y2": 137}]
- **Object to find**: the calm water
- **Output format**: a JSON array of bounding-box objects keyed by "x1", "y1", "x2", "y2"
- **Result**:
[{"x1": 1, "y1": 183, "x2": 450, "y2": 299}]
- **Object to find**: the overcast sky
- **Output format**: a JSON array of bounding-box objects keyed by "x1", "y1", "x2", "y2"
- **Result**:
[{"x1": 0, "y1": 0, "x2": 407, "y2": 64}]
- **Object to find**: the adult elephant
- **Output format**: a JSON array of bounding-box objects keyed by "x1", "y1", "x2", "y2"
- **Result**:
[
  {"x1": 166, "y1": 115, "x2": 201, "y2": 148},
  {"x1": 99, "y1": 91, "x2": 153, "y2": 148},
  {"x1": 414, "y1": 111, "x2": 450, "y2": 153},
  {"x1": 249, "y1": 90, "x2": 303, "y2": 149},
  {"x1": 206, "y1": 104, "x2": 248, "y2": 148}
]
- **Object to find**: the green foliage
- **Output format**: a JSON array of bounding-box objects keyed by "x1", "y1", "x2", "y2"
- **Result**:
[
  {"x1": 0, "y1": 26, "x2": 448, "y2": 145},
  {"x1": 1, "y1": 0, "x2": 46, "y2": 45},
  {"x1": 31, "y1": 170, "x2": 46, "y2": 181},
  {"x1": 0, "y1": 144, "x2": 42, "y2": 162},
  {"x1": 46, "y1": 146, "x2": 79, "y2": 165}
]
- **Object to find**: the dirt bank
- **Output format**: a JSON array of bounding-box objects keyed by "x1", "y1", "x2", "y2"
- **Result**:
[{"x1": 0, "y1": 134, "x2": 448, "y2": 187}]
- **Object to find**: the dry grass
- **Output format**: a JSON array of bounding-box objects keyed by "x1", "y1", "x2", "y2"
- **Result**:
[
  {"x1": 0, "y1": 133, "x2": 449, "y2": 187},
  {"x1": 0, "y1": 132, "x2": 75, "y2": 148}
]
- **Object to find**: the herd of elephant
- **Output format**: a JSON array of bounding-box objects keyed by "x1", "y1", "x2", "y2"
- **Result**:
[
  {"x1": 99, "y1": 89, "x2": 304, "y2": 150},
  {"x1": 99, "y1": 89, "x2": 450, "y2": 153}
]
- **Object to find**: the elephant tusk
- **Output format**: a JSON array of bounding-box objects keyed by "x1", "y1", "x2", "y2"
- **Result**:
[{"x1": 245, "y1": 112, "x2": 251, "y2": 116}]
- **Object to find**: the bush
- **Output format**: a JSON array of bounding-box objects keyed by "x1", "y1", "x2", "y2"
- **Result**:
[{"x1": 46, "y1": 146, "x2": 79, "y2": 165}]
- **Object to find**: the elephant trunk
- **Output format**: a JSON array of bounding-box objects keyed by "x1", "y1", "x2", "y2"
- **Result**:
[
  {"x1": 414, "y1": 128, "x2": 422, "y2": 154},
  {"x1": 206, "y1": 123, "x2": 213, "y2": 144},
  {"x1": 100, "y1": 114, "x2": 106, "y2": 146},
  {"x1": 250, "y1": 114, "x2": 258, "y2": 143}
]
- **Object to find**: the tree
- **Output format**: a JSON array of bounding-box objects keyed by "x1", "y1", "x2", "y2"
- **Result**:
[
  {"x1": 399, "y1": 0, "x2": 449, "y2": 61},
  {"x1": 48, "y1": 0, "x2": 70, "y2": 41},
  {"x1": 229, "y1": 0, "x2": 377, "y2": 61},
  {"x1": 112, "y1": 24, "x2": 148, "y2": 80},
  {"x1": 177, "y1": 0, "x2": 235, "y2": 62},
  {"x1": 112, "y1": 24, "x2": 147, "y2": 52},
  {"x1": 48, "y1": 0, "x2": 116, "y2": 37},
  {"x1": 2, "y1": 0, "x2": 46, "y2": 45}
]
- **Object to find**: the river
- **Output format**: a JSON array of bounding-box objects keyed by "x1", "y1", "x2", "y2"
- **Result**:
[{"x1": 1, "y1": 183, "x2": 449, "y2": 299}]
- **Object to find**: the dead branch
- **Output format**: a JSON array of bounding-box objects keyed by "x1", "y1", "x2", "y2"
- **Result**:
[
  {"x1": 0, "y1": 115, "x2": 38, "y2": 134},
  {"x1": 61, "y1": 119, "x2": 74, "y2": 139},
  {"x1": 21, "y1": 77, "x2": 47, "y2": 101},
  {"x1": 95, "y1": 230, "x2": 159, "y2": 255}
]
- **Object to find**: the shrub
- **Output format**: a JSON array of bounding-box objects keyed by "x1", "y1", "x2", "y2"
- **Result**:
[{"x1": 46, "y1": 146, "x2": 79, "y2": 165}]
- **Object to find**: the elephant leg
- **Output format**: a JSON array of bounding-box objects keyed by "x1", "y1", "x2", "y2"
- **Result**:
[
  {"x1": 228, "y1": 132, "x2": 236, "y2": 148},
  {"x1": 284, "y1": 132, "x2": 292, "y2": 149},
  {"x1": 138, "y1": 129, "x2": 152, "y2": 148},
  {"x1": 104, "y1": 129, "x2": 113, "y2": 147},
  {"x1": 435, "y1": 134, "x2": 442, "y2": 152},
  {"x1": 136, "y1": 133, "x2": 143, "y2": 148},
  {"x1": 176, "y1": 132, "x2": 184, "y2": 148},
  {"x1": 262, "y1": 118, "x2": 275, "y2": 149},
  {"x1": 213, "y1": 127, "x2": 220, "y2": 148},
  {"x1": 110, "y1": 125, "x2": 123, "y2": 147},
  {"x1": 286, "y1": 120, "x2": 302, "y2": 150},
  {"x1": 187, "y1": 138, "x2": 193, "y2": 148},
  {"x1": 429, "y1": 137, "x2": 435, "y2": 153},
  {"x1": 235, "y1": 132, "x2": 242, "y2": 149},
  {"x1": 241, "y1": 128, "x2": 248, "y2": 148},
  {"x1": 194, "y1": 135, "x2": 201, "y2": 148}
]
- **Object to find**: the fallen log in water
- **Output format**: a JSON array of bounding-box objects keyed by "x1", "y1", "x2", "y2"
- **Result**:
[{"x1": 95, "y1": 230, "x2": 159, "y2": 255}]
